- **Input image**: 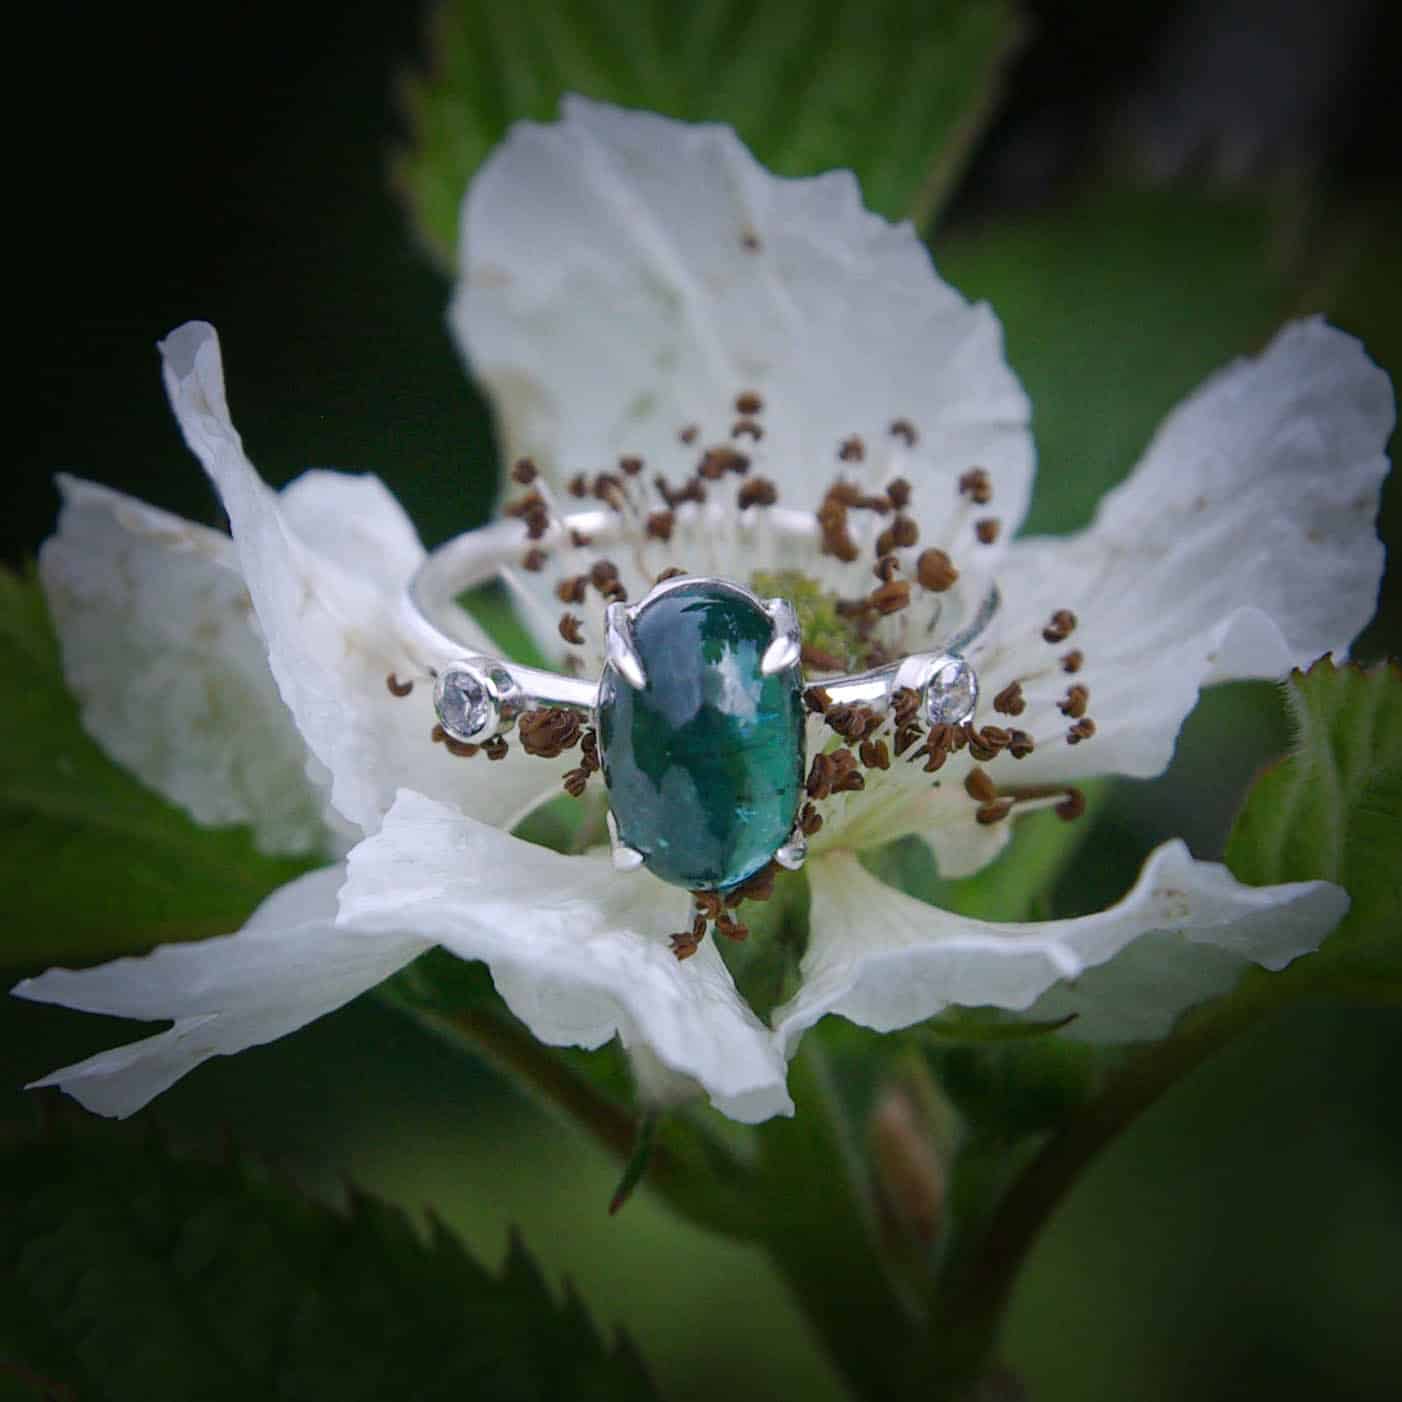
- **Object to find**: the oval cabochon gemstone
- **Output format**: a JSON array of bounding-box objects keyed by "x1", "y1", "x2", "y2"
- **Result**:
[{"x1": 598, "y1": 583, "x2": 804, "y2": 891}]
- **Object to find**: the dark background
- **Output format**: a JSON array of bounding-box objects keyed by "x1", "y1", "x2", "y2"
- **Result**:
[{"x1": 6, "y1": 3, "x2": 1401, "y2": 1399}]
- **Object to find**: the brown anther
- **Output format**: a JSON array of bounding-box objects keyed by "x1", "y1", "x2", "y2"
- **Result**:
[
  {"x1": 915, "y1": 547, "x2": 959, "y2": 592},
  {"x1": 444, "y1": 736, "x2": 480, "y2": 758},
  {"x1": 993, "y1": 681, "x2": 1025, "y2": 716},
  {"x1": 589, "y1": 560, "x2": 620, "y2": 590},
  {"x1": 974, "y1": 518, "x2": 1001, "y2": 545},
  {"x1": 891, "y1": 687, "x2": 922, "y2": 725},
  {"x1": 524, "y1": 506, "x2": 550, "y2": 540},
  {"x1": 876, "y1": 516, "x2": 919, "y2": 556},
  {"x1": 737, "y1": 477, "x2": 778, "y2": 510},
  {"x1": 503, "y1": 489, "x2": 544, "y2": 519},
  {"x1": 646, "y1": 510, "x2": 675, "y2": 542},
  {"x1": 800, "y1": 802, "x2": 824, "y2": 836},
  {"x1": 656, "y1": 566, "x2": 688, "y2": 583},
  {"x1": 741, "y1": 229, "x2": 762, "y2": 252},
  {"x1": 890, "y1": 418, "x2": 919, "y2": 446},
  {"x1": 670, "y1": 919, "x2": 704, "y2": 960},
  {"x1": 570, "y1": 529, "x2": 592, "y2": 548},
  {"x1": 518, "y1": 707, "x2": 584, "y2": 759},
  {"x1": 869, "y1": 579, "x2": 912, "y2": 615},
  {"x1": 1061, "y1": 648, "x2": 1084, "y2": 674},
  {"x1": 976, "y1": 798, "x2": 1014, "y2": 825},
  {"x1": 562, "y1": 768, "x2": 589, "y2": 798},
  {"x1": 729, "y1": 862, "x2": 777, "y2": 907},
  {"x1": 921, "y1": 743, "x2": 949, "y2": 774},
  {"x1": 958, "y1": 468, "x2": 992, "y2": 505},
  {"x1": 1042, "y1": 609, "x2": 1078, "y2": 644},
  {"x1": 716, "y1": 911, "x2": 750, "y2": 942},
  {"x1": 950, "y1": 724, "x2": 972, "y2": 752},
  {"x1": 977, "y1": 724, "x2": 1011, "y2": 751},
  {"x1": 886, "y1": 477, "x2": 912, "y2": 509},
  {"x1": 838, "y1": 435, "x2": 865, "y2": 463},
  {"x1": 618, "y1": 454, "x2": 643, "y2": 477},
  {"x1": 964, "y1": 766, "x2": 999, "y2": 804},
  {"x1": 580, "y1": 729, "x2": 600, "y2": 767},
  {"x1": 804, "y1": 686, "x2": 833, "y2": 716},
  {"x1": 678, "y1": 424, "x2": 699, "y2": 445},
  {"x1": 591, "y1": 472, "x2": 626, "y2": 508},
  {"x1": 801, "y1": 643, "x2": 845, "y2": 673},
  {"x1": 386, "y1": 673, "x2": 414, "y2": 698},
  {"x1": 521, "y1": 547, "x2": 547, "y2": 572},
  {"x1": 600, "y1": 579, "x2": 628, "y2": 603},
  {"x1": 874, "y1": 554, "x2": 901, "y2": 582},
  {"x1": 1059, "y1": 684, "x2": 1089, "y2": 719},
  {"x1": 692, "y1": 890, "x2": 724, "y2": 919},
  {"x1": 893, "y1": 723, "x2": 923, "y2": 757},
  {"x1": 511, "y1": 457, "x2": 538, "y2": 485},
  {"x1": 1055, "y1": 787, "x2": 1086, "y2": 822},
  {"x1": 567, "y1": 472, "x2": 589, "y2": 498},
  {"x1": 1066, "y1": 717, "x2": 1097, "y2": 745},
  {"x1": 1006, "y1": 728, "x2": 1035, "y2": 759},
  {"x1": 732, "y1": 419, "x2": 764, "y2": 441},
  {"x1": 698, "y1": 446, "x2": 750, "y2": 479},
  {"x1": 555, "y1": 575, "x2": 588, "y2": 605},
  {"x1": 806, "y1": 751, "x2": 836, "y2": 800},
  {"x1": 483, "y1": 736, "x2": 509, "y2": 761},
  {"x1": 559, "y1": 613, "x2": 584, "y2": 645},
  {"x1": 830, "y1": 749, "x2": 866, "y2": 793},
  {"x1": 859, "y1": 738, "x2": 891, "y2": 770},
  {"x1": 735, "y1": 390, "x2": 764, "y2": 416},
  {"x1": 431, "y1": 723, "x2": 446, "y2": 744}
]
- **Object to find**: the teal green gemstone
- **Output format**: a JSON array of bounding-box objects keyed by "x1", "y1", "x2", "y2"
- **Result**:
[{"x1": 598, "y1": 583, "x2": 804, "y2": 891}]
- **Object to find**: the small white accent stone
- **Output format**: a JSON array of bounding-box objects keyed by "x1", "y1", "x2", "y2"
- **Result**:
[
  {"x1": 436, "y1": 669, "x2": 492, "y2": 740},
  {"x1": 924, "y1": 658, "x2": 977, "y2": 726}
]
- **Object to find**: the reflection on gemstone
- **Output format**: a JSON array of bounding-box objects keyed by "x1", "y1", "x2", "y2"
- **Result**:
[
  {"x1": 924, "y1": 657, "x2": 977, "y2": 727},
  {"x1": 598, "y1": 582, "x2": 804, "y2": 890}
]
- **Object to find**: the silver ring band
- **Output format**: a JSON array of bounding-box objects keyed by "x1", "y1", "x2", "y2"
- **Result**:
[{"x1": 402, "y1": 507, "x2": 998, "y2": 742}]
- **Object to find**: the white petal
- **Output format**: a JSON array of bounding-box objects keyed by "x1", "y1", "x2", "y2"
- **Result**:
[
  {"x1": 454, "y1": 98, "x2": 1032, "y2": 541},
  {"x1": 980, "y1": 318, "x2": 1392, "y2": 783},
  {"x1": 38, "y1": 476, "x2": 332, "y2": 856},
  {"x1": 12, "y1": 866, "x2": 428, "y2": 1117},
  {"x1": 158, "y1": 321, "x2": 566, "y2": 834},
  {"x1": 338, "y1": 789, "x2": 793, "y2": 1123},
  {"x1": 775, "y1": 841, "x2": 1345, "y2": 1053}
]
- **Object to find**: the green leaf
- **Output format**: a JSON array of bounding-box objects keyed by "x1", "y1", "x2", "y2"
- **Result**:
[
  {"x1": 0, "y1": 1133, "x2": 660, "y2": 1402},
  {"x1": 1225, "y1": 658, "x2": 1402, "y2": 1003},
  {"x1": 937, "y1": 191, "x2": 1300, "y2": 536},
  {"x1": 0, "y1": 567, "x2": 312, "y2": 970},
  {"x1": 396, "y1": 0, "x2": 1024, "y2": 267}
]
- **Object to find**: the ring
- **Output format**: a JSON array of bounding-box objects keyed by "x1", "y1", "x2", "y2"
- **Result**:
[{"x1": 401, "y1": 507, "x2": 997, "y2": 892}]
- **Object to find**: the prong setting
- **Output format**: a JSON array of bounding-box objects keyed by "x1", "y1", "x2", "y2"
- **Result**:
[
  {"x1": 760, "y1": 597, "x2": 802, "y2": 676},
  {"x1": 606, "y1": 809, "x2": 646, "y2": 872},
  {"x1": 605, "y1": 601, "x2": 648, "y2": 689}
]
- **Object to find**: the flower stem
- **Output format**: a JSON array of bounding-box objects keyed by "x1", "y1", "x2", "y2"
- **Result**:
[
  {"x1": 918, "y1": 986, "x2": 1282, "y2": 1383},
  {"x1": 755, "y1": 1039, "x2": 924, "y2": 1402},
  {"x1": 402, "y1": 999, "x2": 764, "y2": 1239}
]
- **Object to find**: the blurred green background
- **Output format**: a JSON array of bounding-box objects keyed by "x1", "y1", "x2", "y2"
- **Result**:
[{"x1": 6, "y1": 2, "x2": 1401, "y2": 1399}]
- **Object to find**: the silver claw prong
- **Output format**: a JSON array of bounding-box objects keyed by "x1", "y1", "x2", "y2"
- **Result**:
[
  {"x1": 773, "y1": 821, "x2": 808, "y2": 872},
  {"x1": 606, "y1": 809, "x2": 646, "y2": 872},
  {"x1": 761, "y1": 597, "x2": 802, "y2": 676},
  {"x1": 605, "y1": 601, "x2": 648, "y2": 689}
]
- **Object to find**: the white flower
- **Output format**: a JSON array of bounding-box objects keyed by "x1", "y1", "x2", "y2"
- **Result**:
[{"x1": 15, "y1": 99, "x2": 1391, "y2": 1125}]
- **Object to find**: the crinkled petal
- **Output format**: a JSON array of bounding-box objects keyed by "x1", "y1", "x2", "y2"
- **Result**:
[
  {"x1": 775, "y1": 841, "x2": 1345, "y2": 1053},
  {"x1": 338, "y1": 790, "x2": 793, "y2": 1122},
  {"x1": 12, "y1": 867, "x2": 428, "y2": 1118},
  {"x1": 38, "y1": 476, "x2": 332, "y2": 856},
  {"x1": 455, "y1": 97, "x2": 1031, "y2": 542},
  {"x1": 979, "y1": 318, "x2": 1392, "y2": 784},
  {"x1": 158, "y1": 321, "x2": 567, "y2": 834}
]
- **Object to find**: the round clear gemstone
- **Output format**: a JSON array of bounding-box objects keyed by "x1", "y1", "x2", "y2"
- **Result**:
[
  {"x1": 924, "y1": 658, "x2": 977, "y2": 726},
  {"x1": 436, "y1": 668, "x2": 492, "y2": 740}
]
